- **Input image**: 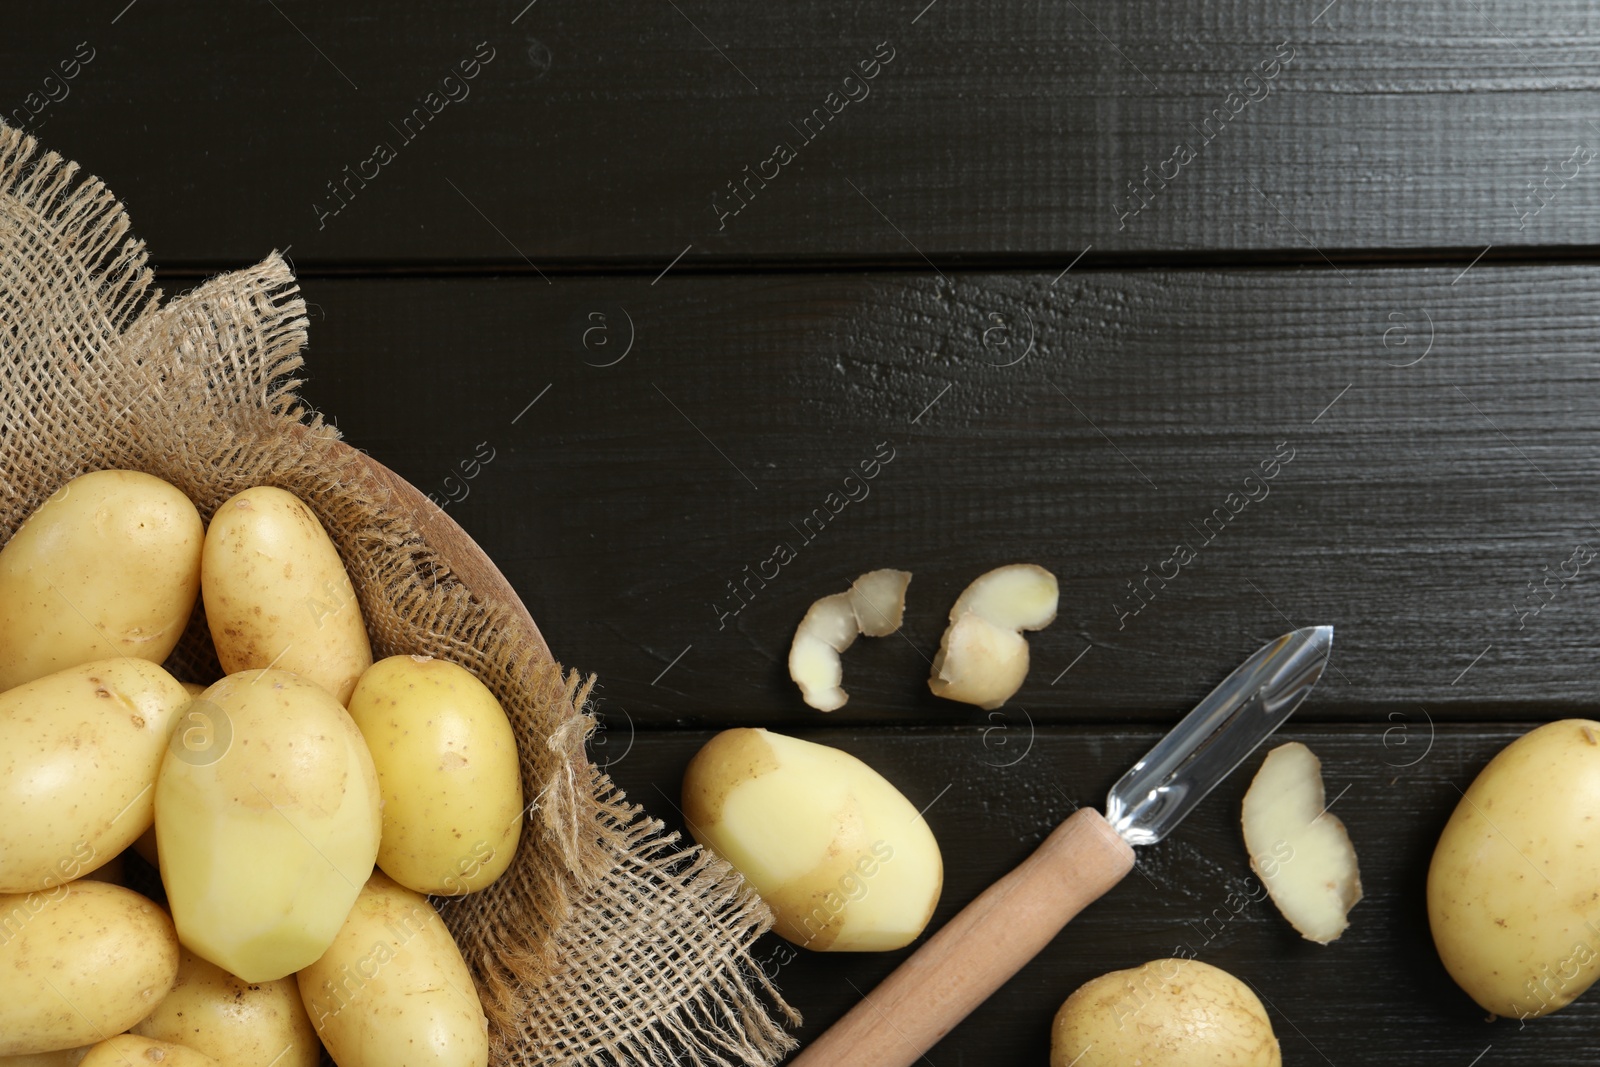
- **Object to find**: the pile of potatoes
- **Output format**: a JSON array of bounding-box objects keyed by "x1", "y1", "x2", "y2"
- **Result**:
[{"x1": 0, "y1": 471, "x2": 525, "y2": 1067}]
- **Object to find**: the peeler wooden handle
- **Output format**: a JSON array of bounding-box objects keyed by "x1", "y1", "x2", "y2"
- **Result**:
[{"x1": 788, "y1": 807, "x2": 1135, "y2": 1067}]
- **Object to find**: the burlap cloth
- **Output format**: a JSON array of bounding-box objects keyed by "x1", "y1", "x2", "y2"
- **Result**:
[{"x1": 0, "y1": 120, "x2": 798, "y2": 1066}]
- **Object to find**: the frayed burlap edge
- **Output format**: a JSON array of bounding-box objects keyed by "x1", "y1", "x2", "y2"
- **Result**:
[{"x1": 0, "y1": 120, "x2": 797, "y2": 1067}]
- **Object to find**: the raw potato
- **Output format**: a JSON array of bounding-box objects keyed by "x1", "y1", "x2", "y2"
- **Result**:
[
  {"x1": 0, "y1": 658, "x2": 191, "y2": 892},
  {"x1": 682, "y1": 728, "x2": 942, "y2": 951},
  {"x1": 0, "y1": 881, "x2": 179, "y2": 1056},
  {"x1": 0, "y1": 470, "x2": 203, "y2": 693},
  {"x1": 202, "y1": 486, "x2": 372, "y2": 704},
  {"x1": 788, "y1": 569, "x2": 911, "y2": 711},
  {"x1": 347, "y1": 655, "x2": 523, "y2": 895},
  {"x1": 929, "y1": 564, "x2": 1057, "y2": 709},
  {"x1": 80, "y1": 1036, "x2": 217, "y2": 1067},
  {"x1": 297, "y1": 870, "x2": 489, "y2": 1067},
  {"x1": 1241, "y1": 741, "x2": 1362, "y2": 943},
  {"x1": 133, "y1": 948, "x2": 320, "y2": 1067},
  {"x1": 1052, "y1": 958, "x2": 1280, "y2": 1067},
  {"x1": 1429, "y1": 719, "x2": 1600, "y2": 1020},
  {"x1": 155, "y1": 669, "x2": 382, "y2": 983}
]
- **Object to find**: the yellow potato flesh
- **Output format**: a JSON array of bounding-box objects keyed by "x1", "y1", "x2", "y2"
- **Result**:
[
  {"x1": 297, "y1": 870, "x2": 488, "y2": 1067},
  {"x1": 155, "y1": 670, "x2": 381, "y2": 983},
  {"x1": 347, "y1": 655, "x2": 523, "y2": 895},
  {"x1": 0, "y1": 881, "x2": 179, "y2": 1056},
  {"x1": 1428, "y1": 719, "x2": 1600, "y2": 1020},
  {"x1": 682, "y1": 728, "x2": 942, "y2": 951},
  {"x1": 1052, "y1": 958, "x2": 1280, "y2": 1067},
  {"x1": 201, "y1": 486, "x2": 372, "y2": 704},
  {"x1": 0, "y1": 659, "x2": 190, "y2": 893},
  {"x1": 0, "y1": 470, "x2": 202, "y2": 693},
  {"x1": 133, "y1": 948, "x2": 320, "y2": 1067},
  {"x1": 80, "y1": 1036, "x2": 216, "y2": 1067}
]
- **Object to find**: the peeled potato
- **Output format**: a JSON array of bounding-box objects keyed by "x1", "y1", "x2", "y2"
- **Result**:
[
  {"x1": 1429, "y1": 719, "x2": 1600, "y2": 1019},
  {"x1": 0, "y1": 469, "x2": 203, "y2": 693},
  {"x1": 0, "y1": 881, "x2": 179, "y2": 1056},
  {"x1": 347, "y1": 655, "x2": 523, "y2": 895},
  {"x1": 133, "y1": 948, "x2": 319, "y2": 1067},
  {"x1": 1052, "y1": 958, "x2": 1280, "y2": 1067},
  {"x1": 202, "y1": 486, "x2": 372, "y2": 703},
  {"x1": 682, "y1": 728, "x2": 942, "y2": 951},
  {"x1": 155, "y1": 670, "x2": 381, "y2": 983},
  {"x1": 80, "y1": 1037, "x2": 216, "y2": 1067}
]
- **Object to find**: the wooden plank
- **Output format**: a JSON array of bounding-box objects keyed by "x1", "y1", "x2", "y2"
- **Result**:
[
  {"x1": 6, "y1": 2, "x2": 1600, "y2": 264},
  {"x1": 295, "y1": 266, "x2": 1600, "y2": 727},
  {"x1": 601, "y1": 723, "x2": 1590, "y2": 1066}
]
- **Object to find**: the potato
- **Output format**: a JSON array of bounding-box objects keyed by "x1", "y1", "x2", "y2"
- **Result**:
[
  {"x1": 1052, "y1": 958, "x2": 1280, "y2": 1067},
  {"x1": 0, "y1": 881, "x2": 179, "y2": 1056},
  {"x1": 297, "y1": 870, "x2": 488, "y2": 1067},
  {"x1": 202, "y1": 486, "x2": 372, "y2": 704},
  {"x1": 0, "y1": 659, "x2": 191, "y2": 892},
  {"x1": 347, "y1": 655, "x2": 523, "y2": 895},
  {"x1": 155, "y1": 669, "x2": 381, "y2": 983},
  {"x1": 1428, "y1": 719, "x2": 1600, "y2": 1020},
  {"x1": 682, "y1": 728, "x2": 942, "y2": 951},
  {"x1": 0, "y1": 470, "x2": 203, "y2": 693},
  {"x1": 80, "y1": 1036, "x2": 216, "y2": 1067},
  {"x1": 133, "y1": 948, "x2": 319, "y2": 1067}
]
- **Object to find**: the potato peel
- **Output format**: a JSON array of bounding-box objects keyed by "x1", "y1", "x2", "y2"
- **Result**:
[
  {"x1": 788, "y1": 570, "x2": 911, "y2": 712},
  {"x1": 1241, "y1": 741, "x2": 1362, "y2": 944},
  {"x1": 929, "y1": 564, "x2": 1058, "y2": 709},
  {"x1": 849, "y1": 569, "x2": 911, "y2": 637}
]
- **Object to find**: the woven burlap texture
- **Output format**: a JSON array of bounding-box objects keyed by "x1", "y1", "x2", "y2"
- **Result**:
[{"x1": 0, "y1": 120, "x2": 798, "y2": 1067}]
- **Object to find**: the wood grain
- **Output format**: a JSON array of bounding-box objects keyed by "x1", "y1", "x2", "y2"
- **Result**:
[
  {"x1": 5, "y1": 2, "x2": 1600, "y2": 264},
  {"x1": 603, "y1": 723, "x2": 1598, "y2": 1066},
  {"x1": 10, "y1": 4, "x2": 1600, "y2": 1063},
  {"x1": 295, "y1": 267, "x2": 1600, "y2": 727}
]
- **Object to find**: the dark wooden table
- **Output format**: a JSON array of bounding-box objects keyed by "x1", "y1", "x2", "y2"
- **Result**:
[{"x1": 9, "y1": 3, "x2": 1600, "y2": 1063}]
